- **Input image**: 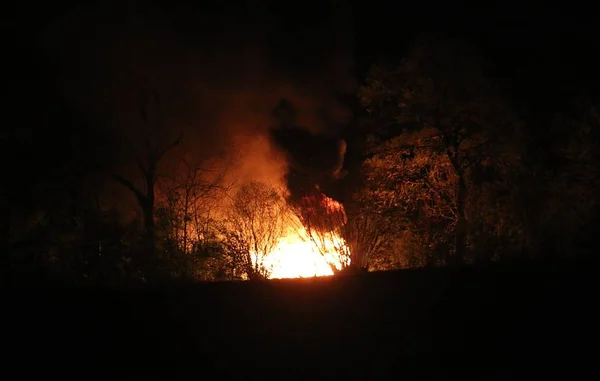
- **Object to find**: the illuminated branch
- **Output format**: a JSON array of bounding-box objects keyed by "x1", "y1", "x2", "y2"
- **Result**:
[
  {"x1": 291, "y1": 191, "x2": 350, "y2": 272},
  {"x1": 224, "y1": 181, "x2": 288, "y2": 280}
]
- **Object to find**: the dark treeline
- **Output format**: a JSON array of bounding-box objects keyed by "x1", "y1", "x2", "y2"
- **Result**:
[{"x1": 4, "y1": 1, "x2": 600, "y2": 286}]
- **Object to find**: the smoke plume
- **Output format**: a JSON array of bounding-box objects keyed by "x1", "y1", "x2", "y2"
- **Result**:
[{"x1": 42, "y1": 1, "x2": 356, "y2": 209}]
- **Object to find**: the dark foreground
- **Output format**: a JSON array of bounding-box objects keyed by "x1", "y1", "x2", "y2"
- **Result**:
[{"x1": 3, "y1": 258, "x2": 598, "y2": 380}]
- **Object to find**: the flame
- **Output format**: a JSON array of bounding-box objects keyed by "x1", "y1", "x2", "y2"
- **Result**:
[
  {"x1": 262, "y1": 225, "x2": 347, "y2": 279},
  {"x1": 250, "y1": 201, "x2": 350, "y2": 279},
  {"x1": 296, "y1": 191, "x2": 347, "y2": 231}
]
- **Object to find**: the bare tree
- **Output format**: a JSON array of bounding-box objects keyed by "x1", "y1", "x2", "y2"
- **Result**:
[
  {"x1": 157, "y1": 152, "x2": 233, "y2": 253},
  {"x1": 291, "y1": 189, "x2": 350, "y2": 273},
  {"x1": 112, "y1": 86, "x2": 183, "y2": 251},
  {"x1": 223, "y1": 181, "x2": 288, "y2": 280}
]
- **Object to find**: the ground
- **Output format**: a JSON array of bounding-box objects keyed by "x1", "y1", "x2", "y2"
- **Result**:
[{"x1": 3, "y1": 257, "x2": 598, "y2": 380}]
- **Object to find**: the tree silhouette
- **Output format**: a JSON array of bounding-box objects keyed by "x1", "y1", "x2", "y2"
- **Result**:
[
  {"x1": 359, "y1": 38, "x2": 520, "y2": 265},
  {"x1": 157, "y1": 152, "x2": 233, "y2": 254},
  {"x1": 112, "y1": 86, "x2": 183, "y2": 252}
]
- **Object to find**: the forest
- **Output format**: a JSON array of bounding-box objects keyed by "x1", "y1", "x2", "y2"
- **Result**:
[
  {"x1": 5, "y1": 2, "x2": 600, "y2": 378},
  {"x1": 5, "y1": 2, "x2": 600, "y2": 287}
]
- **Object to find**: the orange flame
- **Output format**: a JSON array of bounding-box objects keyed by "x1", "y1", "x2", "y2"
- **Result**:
[{"x1": 250, "y1": 193, "x2": 350, "y2": 279}]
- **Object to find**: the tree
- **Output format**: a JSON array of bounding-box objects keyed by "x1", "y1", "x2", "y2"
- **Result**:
[
  {"x1": 360, "y1": 133, "x2": 458, "y2": 265},
  {"x1": 223, "y1": 181, "x2": 288, "y2": 280},
  {"x1": 359, "y1": 38, "x2": 520, "y2": 265},
  {"x1": 157, "y1": 152, "x2": 233, "y2": 254},
  {"x1": 290, "y1": 188, "x2": 350, "y2": 273},
  {"x1": 112, "y1": 86, "x2": 183, "y2": 252},
  {"x1": 340, "y1": 201, "x2": 390, "y2": 271}
]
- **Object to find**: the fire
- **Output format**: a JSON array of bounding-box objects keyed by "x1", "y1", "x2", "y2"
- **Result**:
[
  {"x1": 250, "y1": 193, "x2": 351, "y2": 279},
  {"x1": 262, "y1": 224, "x2": 347, "y2": 279}
]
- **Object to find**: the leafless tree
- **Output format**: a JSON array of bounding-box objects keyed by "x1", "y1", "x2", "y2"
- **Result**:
[
  {"x1": 157, "y1": 152, "x2": 234, "y2": 253},
  {"x1": 111, "y1": 86, "x2": 183, "y2": 251},
  {"x1": 291, "y1": 189, "x2": 350, "y2": 273},
  {"x1": 223, "y1": 181, "x2": 288, "y2": 280}
]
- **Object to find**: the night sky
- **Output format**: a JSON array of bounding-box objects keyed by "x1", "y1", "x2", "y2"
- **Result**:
[
  {"x1": 9, "y1": 1, "x2": 599, "y2": 102},
  {"x1": 5, "y1": 0, "x2": 599, "y2": 208}
]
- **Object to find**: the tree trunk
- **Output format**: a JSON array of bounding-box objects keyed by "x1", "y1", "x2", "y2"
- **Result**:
[
  {"x1": 144, "y1": 161, "x2": 156, "y2": 251},
  {"x1": 454, "y1": 174, "x2": 467, "y2": 266},
  {"x1": 142, "y1": 203, "x2": 155, "y2": 249},
  {"x1": 112, "y1": 168, "x2": 156, "y2": 253},
  {"x1": 182, "y1": 188, "x2": 189, "y2": 254}
]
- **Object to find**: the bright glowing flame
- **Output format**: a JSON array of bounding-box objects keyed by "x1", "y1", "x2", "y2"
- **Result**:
[{"x1": 251, "y1": 222, "x2": 349, "y2": 279}]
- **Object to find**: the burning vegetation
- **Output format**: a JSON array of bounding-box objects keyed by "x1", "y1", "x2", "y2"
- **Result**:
[
  {"x1": 290, "y1": 190, "x2": 351, "y2": 273},
  {"x1": 218, "y1": 182, "x2": 350, "y2": 280},
  {"x1": 9, "y1": 11, "x2": 600, "y2": 286}
]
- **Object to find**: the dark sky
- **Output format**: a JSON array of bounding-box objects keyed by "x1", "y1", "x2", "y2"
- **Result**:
[
  {"x1": 12, "y1": 1, "x2": 598, "y2": 95},
  {"x1": 5, "y1": 0, "x2": 599, "y2": 208},
  {"x1": 9, "y1": 1, "x2": 599, "y2": 90}
]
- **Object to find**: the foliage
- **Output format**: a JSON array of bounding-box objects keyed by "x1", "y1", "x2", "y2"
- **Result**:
[
  {"x1": 339, "y1": 199, "x2": 391, "y2": 271},
  {"x1": 358, "y1": 37, "x2": 524, "y2": 265},
  {"x1": 9, "y1": 206, "x2": 153, "y2": 285},
  {"x1": 222, "y1": 181, "x2": 289, "y2": 280},
  {"x1": 362, "y1": 136, "x2": 457, "y2": 226}
]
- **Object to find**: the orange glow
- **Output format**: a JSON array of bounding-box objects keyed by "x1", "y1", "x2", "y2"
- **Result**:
[
  {"x1": 251, "y1": 216, "x2": 350, "y2": 279},
  {"x1": 295, "y1": 191, "x2": 347, "y2": 232}
]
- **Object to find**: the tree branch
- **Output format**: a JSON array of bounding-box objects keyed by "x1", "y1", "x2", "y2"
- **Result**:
[
  {"x1": 112, "y1": 174, "x2": 148, "y2": 207},
  {"x1": 156, "y1": 132, "x2": 183, "y2": 162}
]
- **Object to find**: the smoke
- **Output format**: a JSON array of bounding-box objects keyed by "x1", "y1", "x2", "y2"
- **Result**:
[
  {"x1": 334, "y1": 139, "x2": 348, "y2": 179},
  {"x1": 43, "y1": 1, "x2": 356, "y2": 208}
]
